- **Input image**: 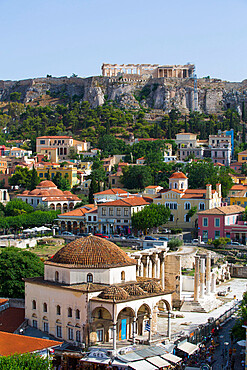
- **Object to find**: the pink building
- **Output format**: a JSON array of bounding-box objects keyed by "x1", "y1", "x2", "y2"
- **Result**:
[{"x1": 198, "y1": 205, "x2": 245, "y2": 242}]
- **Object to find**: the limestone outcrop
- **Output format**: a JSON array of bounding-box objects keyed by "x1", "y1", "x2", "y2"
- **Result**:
[{"x1": 1, "y1": 75, "x2": 247, "y2": 115}]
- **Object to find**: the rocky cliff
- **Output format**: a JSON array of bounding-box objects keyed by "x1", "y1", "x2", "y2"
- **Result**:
[{"x1": 1, "y1": 75, "x2": 247, "y2": 114}]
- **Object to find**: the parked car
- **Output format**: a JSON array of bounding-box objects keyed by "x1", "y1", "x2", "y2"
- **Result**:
[
  {"x1": 94, "y1": 233, "x2": 109, "y2": 239},
  {"x1": 126, "y1": 235, "x2": 140, "y2": 240},
  {"x1": 192, "y1": 239, "x2": 199, "y2": 245},
  {"x1": 78, "y1": 233, "x2": 89, "y2": 237},
  {"x1": 158, "y1": 237, "x2": 169, "y2": 241},
  {"x1": 111, "y1": 234, "x2": 126, "y2": 240},
  {"x1": 144, "y1": 236, "x2": 157, "y2": 241},
  {"x1": 231, "y1": 241, "x2": 245, "y2": 246},
  {"x1": 62, "y1": 231, "x2": 74, "y2": 236}
]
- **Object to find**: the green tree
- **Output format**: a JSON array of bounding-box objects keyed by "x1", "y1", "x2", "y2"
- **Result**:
[
  {"x1": 8, "y1": 167, "x2": 32, "y2": 189},
  {"x1": 46, "y1": 168, "x2": 51, "y2": 180},
  {"x1": 131, "y1": 204, "x2": 171, "y2": 234},
  {"x1": 121, "y1": 165, "x2": 152, "y2": 190},
  {"x1": 88, "y1": 178, "x2": 97, "y2": 203},
  {"x1": 0, "y1": 248, "x2": 44, "y2": 298},
  {"x1": 0, "y1": 352, "x2": 51, "y2": 369},
  {"x1": 5, "y1": 199, "x2": 33, "y2": 216},
  {"x1": 29, "y1": 165, "x2": 40, "y2": 191},
  {"x1": 232, "y1": 292, "x2": 247, "y2": 339},
  {"x1": 9, "y1": 92, "x2": 21, "y2": 102},
  {"x1": 53, "y1": 172, "x2": 70, "y2": 191}
]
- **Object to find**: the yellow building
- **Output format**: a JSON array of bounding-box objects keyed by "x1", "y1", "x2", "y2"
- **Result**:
[
  {"x1": 36, "y1": 164, "x2": 79, "y2": 188},
  {"x1": 229, "y1": 188, "x2": 247, "y2": 208},
  {"x1": 238, "y1": 150, "x2": 247, "y2": 163},
  {"x1": 153, "y1": 172, "x2": 222, "y2": 229}
]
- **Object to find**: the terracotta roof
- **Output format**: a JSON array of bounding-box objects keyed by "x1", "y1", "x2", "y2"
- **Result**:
[
  {"x1": 37, "y1": 136, "x2": 72, "y2": 139},
  {"x1": 146, "y1": 185, "x2": 161, "y2": 189},
  {"x1": 94, "y1": 188, "x2": 128, "y2": 195},
  {"x1": 238, "y1": 150, "x2": 247, "y2": 155},
  {"x1": 0, "y1": 332, "x2": 61, "y2": 356},
  {"x1": 169, "y1": 172, "x2": 187, "y2": 179},
  {"x1": 0, "y1": 299, "x2": 8, "y2": 306},
  {"x1": 198, "y1": 205, "x2": 245, "y2": 215},
  {"x1": 47, "y1": 235, "x2": 136, "y2": 268},
  {"x1": 124, "y1": 285, "x2": 146, "y2": 296},
  {"x1": 101, "y1": 197, "x2": 149, "y2": 207},
  {"x1": 230, "y1": 185, "x2": 247, "y2": 190},
  {"x1": 37, "y1": 180, "x2": 57, "y2": 188},
  {"x1": 58, "y1": 206, "x2": 93, "y2": 217},
  {"x1": 98, "y1": 286, "x2": 130, "y2": 301},
  {"x1": 0, "y1": 307, "x2": 25, "y2": 333},
  {"x1": 139, "y1": 280, "x2": 164, "y2": 293}
]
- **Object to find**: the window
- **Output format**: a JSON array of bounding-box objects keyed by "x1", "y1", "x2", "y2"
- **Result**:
[
  {"x1": 170, "y1": 214, "x2": 174, "y2": 222},
  {"x1": 32, "y1": 320, "x2": 37, "y2": 328},
  {"x1": 68, "y1": 327, "x2": 74, "y2": 341},
  {"x1": 227, "y1": 217, "x2": 230, "y2": 225},
  {"x1": 174, "y1": 182, "x2": 178, "y2": 189},
  {"x1": 32, "y1": 300, "x2": 36, "y2": 310},
  {"x1": 76, "y1": 330, "x2": 81, "y2": 342},
  {"x1": 88, "y1": 216, "x2": 91, "y2": 221},
  {"x1": 43, "y1": 322, "x2": 49, "y2": 333},
  {"x1": 203, "y1": 218, "x2": 208, "y2": 227},
  {"x1": 40, "y1": 140, "x2": 45, "y2": 144},
  {"x1": 56, "y1": 326, "x2": 62, "y2": 338},
  {"x1": 121, "y1": 271, "x2": 125, "y2": 281},
  {"x1": 124, "y1": 208, "x2": 128, "y2": 216},
  {"x1": 117, "y1": 208, "x2": 121, "y2": 216},
  {"x1": 184, "y1": 214, "x2": 190, "y2": 222},
  {"x1": 215, "y1": 230, "x2": 220, "y2": 239},
  {"x1": 93, "y1": 216, "x2": 97, "y2": 221},
  {"x1": 76, "y1": 309, "x2": 80, "y2": 319},
  {"x1": 57, "y1": 305, "x2": 61, "y2": 315},
  {"x1": 102, "y1": 208, "x2": 106, "y2": 216},
  {"x1": 43, "y1": 303, "x2": 47, "y2": 312},
  {"x1": 215, "y1": 218, "x2": 220, "y2": 227},
  {"x1": 39, "y1": 173, "x2": 43, "y2": 178},
  {"x1": 202, "y1": 230, "x2": 208, "y2": 241},
  {"x1": 87, "y1": 273, "x2": 93, "y2": 283},
  {"x1": 55, "y1": 271, "x2": 59, "y2": 282},
  {"x1": 96, "y1": 329, "x2": 104, "y2": 342},
  {"x1": 68, "y1": 307, "x2": 72, "y2": 317},
  {"x1": 109, "y1": 208, "x2": 113, "y2": 216},
  {"x1": 112, "y1": 179, "x2": 115, "y2": 185},
  {"x1": 199, "y1": 203, "x2": 205, "y2": 210},
  {"x1": 184, "y1": 202, "x2": 191, "y2": 210}
]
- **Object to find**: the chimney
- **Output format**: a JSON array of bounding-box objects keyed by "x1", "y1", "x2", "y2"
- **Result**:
[
  {"x1": 206, "y1": 184, "x2": 212, "y2": 199},
  {"x1": 216, "y1": 183, "x2": 222, "y2": 198}
]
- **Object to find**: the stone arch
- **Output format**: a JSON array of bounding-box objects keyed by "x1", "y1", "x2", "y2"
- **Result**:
[
  {"x1": 117, "y1": 306, "x2": 135, "y2": 341},
  {"x1": 153, "y1": 299, "x2": 172, "y2": 338},
  {"x1": 67, "y1": 221, "x2": 71, "y2": 232},
  {"x1": 137, "y1": 303, "x2": 151, "y2": 336},
  {"x1": 61, "y1": 221, "x2": 66, "y2": 231},
  {"x1": 90, "y1": 307, "x2": 112, "y2": 344},
  {"x1": 63, "y1": 204, "x2": 68, "y2": 212},
  {"x1": 69, "y1": 202, "x2": 74, "y2": 211},
  {"x1": 72, "y1": 221, "x2": 78, "y2": 235},
  {"x1": 56, "y1": 203, "x2": 61, "y2": 211},
  {"x1": 50, "y1": 203, "x2": 55, "y2": 210}
]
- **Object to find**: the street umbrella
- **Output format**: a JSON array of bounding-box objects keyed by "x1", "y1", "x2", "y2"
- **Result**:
[
  {"x1": 23, "y1": 228, "x2": 35, "y2": 233},
  {"x1": 237, "y1": 340, "x2": 246, "y2": 347}
]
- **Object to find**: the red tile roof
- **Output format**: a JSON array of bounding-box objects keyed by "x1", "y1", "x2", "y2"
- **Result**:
[
  {"x1": 100, "y1": 197, "x2": 149, "y2": 207},
  {"x1": 0, "y1": 299, "x2": 8, "y2": 306},
  {"x1": 37, "y1": 136, "x2": 72, "y2": 139},
  {"x1": 94, "y1": 188, "x2": 128, "y2": 195},
  {"x1": 230, "y1": 185, "x2": 247, "y2": 190},
  {"x1": 169, "y1": 172, "x2": 187, "y2": 179},
  {"x1": 0, "y1": 332, "x2": 61, "y2": 356},
  {"x1": 59, "y1": 205, "x2": 95, "y2": 217},
  {"x1": 0, "y1": 308, "x2": 25, "y2": 333},
  {"x1": 198, "y1": 205, "x2": 245, "y2": 215}
]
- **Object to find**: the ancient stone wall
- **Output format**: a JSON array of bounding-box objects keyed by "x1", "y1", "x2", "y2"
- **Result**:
[{"x1": 164, "y1": 254, "x2": 181, "y2": 308}]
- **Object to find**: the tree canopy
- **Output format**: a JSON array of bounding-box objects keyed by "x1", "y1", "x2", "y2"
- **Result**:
[
  {"x1": 0, "y1": 352, "x2": 51, "y2": 369},
  {"x1": 131, "y1": 204, "x2": 171, "y2": 233},
  {"x1": 121, "y1": 165, "x2": 152, "y2": 190},
  {"x1": 0, "y1": 247, "x2": 44, "y2": 298}
]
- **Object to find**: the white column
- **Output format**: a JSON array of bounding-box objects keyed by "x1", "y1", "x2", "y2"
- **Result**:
[
  {"x1": 132, "y1": 316, "x2": 136, "y2": 344},
  {"x1": 167, "y1": 311, "x2": 172, "y2": 339},
  {"x1": 194, "y1": 256, "x2": 200, "y2": 302},
  {"x1": 200, "y1": 258, "x2": 205, "y2": 299},
  {"x1": 211, "y1": 272, "x2": 216, "y2": 293},
  {"x1": 206, "y1": 253, "x2": 211, "y2": 295},
  {"x1": 148, "y1": 315, "x2": 152, "y2": 343},
  {"x1": 160, "y1": 254, "x2": 165, "y2": 289},
  {"x1": 113, "y1": 322, "x2": 117, "y2": 351}
]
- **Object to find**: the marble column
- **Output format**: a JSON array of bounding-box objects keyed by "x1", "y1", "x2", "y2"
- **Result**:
[
  {"x1": 151, "y1": 254, "x2": 158, "y2": 278},
  {"x1": 148, "y1": 315, "x2": 152, "y2": 343},
  {"x1": 159, "y1": 252, "x2": 165, "y2": 289},
  {"x1": 167, "y1": 311, "x2": 172, "y2": 339},
  {"x1": 132, "y1": 316, "x2": 136, "y2": 345},
  {"x1": 211, "y1": 272, "x2": 216, "y2": 293},
  {"x1": 200, "y1": 258, "x2": 205, "y2": 299},
  {"x1": 194, "y1": 256, "x2": 200, "y2": 302},
  {"x1": 156, "y1": 257, "x2": 160, "y2": 280},
  {"x1": 112, "y1": 322, "x2": 117, "y2": 351},
  {"x1": 142, "y1": 256, "x2": 149, "y2": 278},
  {"x1": 206, "y1": 253, "x2": 211, "y2": 294}
]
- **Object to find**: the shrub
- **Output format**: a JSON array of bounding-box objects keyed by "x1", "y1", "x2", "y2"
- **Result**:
[{"x1": 168, "y1": 238, "x2": 183, "y2": 251}]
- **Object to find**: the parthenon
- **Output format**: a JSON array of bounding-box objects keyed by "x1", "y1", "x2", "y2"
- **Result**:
[{"x1": 102, "y1": 63, "x2": 195, "y2": 78}]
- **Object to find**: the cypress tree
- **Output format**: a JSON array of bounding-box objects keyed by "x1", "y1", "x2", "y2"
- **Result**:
[
  {"x1": 47, "y1": 169, "x2": 51, "y2": 180},
  {"x1": 242, "y1": 101, "x2": 246, "y2": 122},
  {"x1": 242, "y1": 124, "x2": 246, "y2": 144},
  {"x1": 29, "y1": 165, "x2": 40, "y2": 191},
  {"x1": 184, "y1": 116, "x2": 188, "y2": 133},
  {"x1": 88, "y1": 178, "x2": 97, "y2": 204}
]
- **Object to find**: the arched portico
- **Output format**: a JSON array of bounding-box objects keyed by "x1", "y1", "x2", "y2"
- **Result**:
[
  {"x1": 154, "y1": 299, "x2": 172, "y2": 339},
  {"x1": 117, "y1": 307, "x2": 135, "y2": 342},
  {"x1": 90, "y1": 307, "x2": 112, "y2": 344}
]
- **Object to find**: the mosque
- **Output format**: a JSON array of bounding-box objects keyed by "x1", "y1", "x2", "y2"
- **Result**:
[{"x1": 25, "y1": 236, "x2": 173, "y2": 349}]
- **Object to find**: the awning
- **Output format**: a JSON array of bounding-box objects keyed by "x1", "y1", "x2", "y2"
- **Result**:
[
  {"x1": 146, "y1": 356, "x2": 171, "y2": 368},
  {"x1": 162, "y1": 353, "x2": 182, "y2": 364},
  {"x1": 128, "y1": 359, "x2": 158, "y2": 370},
  {"x1": 177, "y1": 342, "x2": 198, "y2": 355},
  {"x1": 80, "y1": 357, "x2": 110, "y2": 365}
]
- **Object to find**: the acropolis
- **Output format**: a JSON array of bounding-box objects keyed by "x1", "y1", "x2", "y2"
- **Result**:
[{"x1": 102, "y1": 63, "x2": 195, "y2": 78}]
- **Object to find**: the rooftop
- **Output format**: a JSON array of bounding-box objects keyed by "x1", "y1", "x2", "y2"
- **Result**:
[
  {"x1": 198, "y1": 205, "x2": 245, "y2": 215},
  {"x1": 0, "y1": 307, "x2": 25, "y2": 333},
  {"x1": 169, "y1": 172, "x2": 187, "y2": 179},
  {"x1": 95, "y1": 188, "x2": 128, "y2": 196}
]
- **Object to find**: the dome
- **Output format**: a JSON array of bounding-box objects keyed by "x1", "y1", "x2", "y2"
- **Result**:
[
  {"x1": 64, "y1": 191, "x2": 72, "y2": 195},
  {"x1": 169, "y1": 172, "x2": 187, "y2": 179},
  {"x1": 139, "y1": 280, "x2": 164, "y2": 293},
  {"x1": 124, "y1": 285, "x2": 146, "y2": 296},
  {"x1": 29, "y1": 189, "x2": 41, "y2": 195},
  {"x1": 98, "y1": 286, "x2": 130, "y2": 301},
  {"x1": 49, "y1": 235, "x2": 136, "y2": 268},
  {"x1": 39, "y1": 190, "x2": 50, "y2": 196},
  {"x1": 37, "y1": 181, "x2": 57, "y2": 189}
]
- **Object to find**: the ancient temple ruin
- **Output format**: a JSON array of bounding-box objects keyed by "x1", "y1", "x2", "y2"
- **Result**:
[{"x1": 102, "y1": 63, "x2": 195, "y2": 78}]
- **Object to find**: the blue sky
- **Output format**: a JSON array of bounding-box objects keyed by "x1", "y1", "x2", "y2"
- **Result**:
[{"x1": 1, "y1": 0, "x2": 246, "y2": 81}]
